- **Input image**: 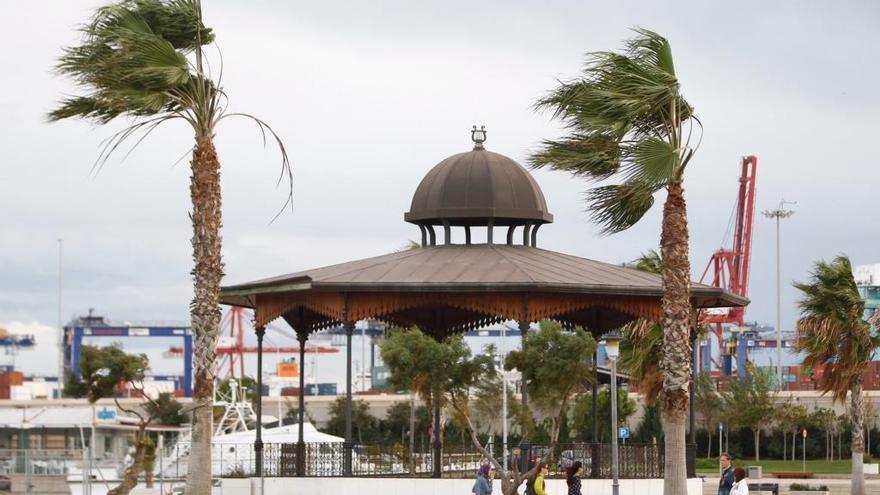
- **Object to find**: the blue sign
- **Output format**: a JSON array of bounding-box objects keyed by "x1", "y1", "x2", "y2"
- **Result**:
[
  {"x1": 95, "y1": 406, "x2": 118, "y2": 423},
  {"x1": 618, "y1": 426, "x2": 630, "y2": 440}
]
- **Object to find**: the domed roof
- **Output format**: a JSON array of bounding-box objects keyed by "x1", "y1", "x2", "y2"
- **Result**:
[{"x1": 405, "y1": 130, "x2": 553, "y2": 227}]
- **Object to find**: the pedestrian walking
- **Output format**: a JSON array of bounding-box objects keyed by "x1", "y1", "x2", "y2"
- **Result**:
[
  {"x1": 473, "y1": 464, "x2": 495, "y2": 495},
  {"x1": 566, "y1": 461, "x2": 584, "y2": 495},
  {"x1": 534, "y1": 462, "x2": 549, "y2": 495},
  {"x1": 730, "y1": 467, "x2": 749, "y2": 495},
  {"x1": 719, "y1": 453, "x2": 734, "y2": 495}
]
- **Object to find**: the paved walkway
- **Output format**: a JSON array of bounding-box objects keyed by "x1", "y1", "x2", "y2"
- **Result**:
[{"x1": 701, "y1": 476, "x2": 880, "y2": 495}]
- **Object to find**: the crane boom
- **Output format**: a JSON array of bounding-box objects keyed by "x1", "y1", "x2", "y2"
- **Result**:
[{"x1": 699, "y1": 156, "x2": 757, "y2": 373}]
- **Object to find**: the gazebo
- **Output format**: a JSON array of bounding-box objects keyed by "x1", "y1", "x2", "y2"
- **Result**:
[{"x1": 220, "y1": 127, "x2": 746, "y2": 477}]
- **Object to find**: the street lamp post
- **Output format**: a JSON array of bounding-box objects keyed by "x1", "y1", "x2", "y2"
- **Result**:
[
  {"x1": 602, "y1": 331, "x2": 623, "y2": 495},
  {"x1": 802, "y1": 428, "x2": 807, "y2": 472},
  {"x1": 763, "y1": 200, "x2": 796, "y2": 390}
]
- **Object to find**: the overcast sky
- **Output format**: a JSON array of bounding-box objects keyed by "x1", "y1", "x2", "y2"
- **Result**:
[{"x1": 2, "y1": 1, "x2": 879, "y2": 373}]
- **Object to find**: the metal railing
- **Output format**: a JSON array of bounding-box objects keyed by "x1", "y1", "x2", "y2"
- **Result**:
[
  {"x1": 522, "y1": 443, "x2": 696, "y2": 479},
  {"x1": 203, "y1": 442, "x2": 483, "y2": 478},
  {"x1": 190, "y1": 441, "x2": 696, "y2": 479},
  {"x1": 0, "y1": 449, "x2": 83, "y2": 476}
]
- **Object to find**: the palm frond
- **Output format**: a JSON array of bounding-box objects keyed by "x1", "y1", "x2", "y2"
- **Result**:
[
  {"x1": 620, "y1": 318, "x2": 663, "y2": 404},
  {"x1": 531, "y1": 28, "x2": 695, "y2": 235},
  {"x1": 794, "y1": 255, "x2": 877, "y2": 402},
  {"x1": 529, "y1": 134, "x2": 620, "y2": 179},
  {"x1": 587, "y1": 181, "x2": 656, "y2": 235},
  {"x1": 630, "y1": 249, "x2": 662, "y2": 274},
  {"x1": 621, "y1": 138, "x2": 678, "y2": 188},
  {"x1": 220, "y1": 112, "x2": 294, "y2": 221}
]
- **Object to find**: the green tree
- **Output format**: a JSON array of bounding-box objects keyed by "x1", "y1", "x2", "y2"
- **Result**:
[
  {"x1": 721, "y1": 367, "x2": 775, "y2": 460},
  {"x1": 694, "y1": 372, "x2": 722, "y2": 458},
  {"x1": 811, "y1": 407, "x2": 838, "y2": 461},
  {"x1": 775, "y1": 399, "x2": 808, "y2": 461},
  {"x1": 795, "y1": 255, "x2": 878, "y2": 495},
  {"x1": 49, "y1": 3, "x2": 291, "y2": 491},
  {"x1": 636, "y1": 404, "x2": 664, "y2": 444},
  {"x1": 573, "y1": 386, "x2": 637, "y2": 443},
  {"x1": 142, "y1": 436, "x2": 156, "y2": 488},
  {"x1": 380, "y1": 331, "x2": 484, "y2": 453},
  {"x1": 65, "y1": 345, "x2": 182, "y2": 495},
  {"x1": 385, "y1": 402, "x2": 415, "y2": 445},
  {"x1": 468, "y1": 345, "x2": 520, "y2": 440},
  {"x1": 494, "y1": 321, "x2": 595, "y2": 493},
  {"x1": 532, "y1": 30, "x2": 701, "y2": 495},
  {"x1": 325, "y1": 397, "x2": 377, "y2": 444}
]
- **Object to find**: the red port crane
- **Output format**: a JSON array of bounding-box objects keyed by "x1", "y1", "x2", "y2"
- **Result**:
[
  {"x1": 699, "y1": 156, "x2": 757, "y2": 362},
  {"x1": 165, "y1": 306, "x2": 339, "y2": 379}
]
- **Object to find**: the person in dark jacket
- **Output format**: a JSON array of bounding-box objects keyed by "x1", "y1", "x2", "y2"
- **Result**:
[
  {"x1": 473, "y1": 464, "x2": 495, "y2": 495},
  {"x1": 566, "y1": 461, "x2": 584, "y2": 495},
  {"x1": 719, "y1": 453, "x2": 734, "y2": 495}
]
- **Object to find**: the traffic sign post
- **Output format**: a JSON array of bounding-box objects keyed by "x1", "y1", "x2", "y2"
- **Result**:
[{"x1": 618, "y1": 426, "x2": 630, "y2": 445}]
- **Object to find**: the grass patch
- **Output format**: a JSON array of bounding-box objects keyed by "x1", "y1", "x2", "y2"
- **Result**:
[{"x1": 695, "y1": 458, "x2": 859, "y2": 475}]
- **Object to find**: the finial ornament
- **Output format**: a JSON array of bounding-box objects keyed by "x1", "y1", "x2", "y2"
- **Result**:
[{"x1": 471, "y1": 125, "x2": 487, "y2": 149}]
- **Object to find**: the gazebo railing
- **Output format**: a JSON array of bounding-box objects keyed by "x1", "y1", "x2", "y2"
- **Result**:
[{"x1": 211, "y1": 442, "x2": 694, "y2": 478}]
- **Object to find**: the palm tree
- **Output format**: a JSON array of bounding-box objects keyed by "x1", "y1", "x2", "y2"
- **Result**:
[
  {"x1": 794, "y1": 255, "x2": 878, "y2": 495},
  {"x1": 532, "y1": 30, "x2": 700, "y2": 495},
  {"x1": 48, "y1": 2, "x2": 290, "y2": 493}
]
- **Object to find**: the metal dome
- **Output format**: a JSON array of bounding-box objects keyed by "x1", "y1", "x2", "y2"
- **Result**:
[{"x1": 405, "y1": 128, "x2": 553, "y2": 229}]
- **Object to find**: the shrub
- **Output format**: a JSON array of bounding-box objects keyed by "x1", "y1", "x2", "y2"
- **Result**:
[{"x1": 789, "y1": 483, "x2": 828, "y2": 491}]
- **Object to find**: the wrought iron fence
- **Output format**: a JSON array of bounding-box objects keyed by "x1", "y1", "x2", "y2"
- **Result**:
[
  {"x1": 527, "y1": 443, "x2": 696, "y2": 479},
  {"x1": 216, "y1": 442, "x2": 484, "y2": 478},
  {"x1": 206, "y1": 441, "x2": 695, "y2": 479}
]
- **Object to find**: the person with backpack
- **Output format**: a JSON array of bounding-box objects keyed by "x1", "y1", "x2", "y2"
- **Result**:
[
  {"x1": 566, "y1": 461, "x2": 584, "y2": 495},
  {"x1": 472, "y1": 464, "x2": 494, "y2": 495}
]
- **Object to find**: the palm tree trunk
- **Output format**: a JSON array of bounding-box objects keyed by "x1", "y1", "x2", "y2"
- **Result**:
[
  {"x1": 852, "y1": 378, "x2": 866, "y2": 495},
  {"x1": 659, "y1": 180, "x2": 693, "y2": 495},
  {"x1": 185, "y1": 135, "x2": 224, "y2": 495}
]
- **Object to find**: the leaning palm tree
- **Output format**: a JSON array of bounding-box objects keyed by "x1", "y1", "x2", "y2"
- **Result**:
[
  {"x1": 795, "y1": 255, "x2": 878, "y2": 495},
  {"x1": 532, "y1": 30, "x2": 700, "y2": 495},
  {"x1": 49, "y1": 1, "x2": 290, "y2": 493}
]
